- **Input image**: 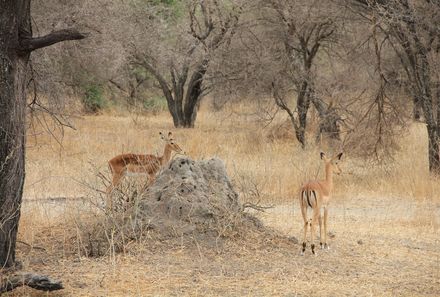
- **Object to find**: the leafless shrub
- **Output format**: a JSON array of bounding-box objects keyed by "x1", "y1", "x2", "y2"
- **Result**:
[{"x1": 69, "y1": 156, "x2": 275, "y2": 258}]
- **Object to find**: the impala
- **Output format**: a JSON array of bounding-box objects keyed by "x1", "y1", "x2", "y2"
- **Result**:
[
  {"x1": 106, "y1": 131, "x2": 183, "y2": 209},
  {"x1": 299, "y1": 152, "x2": 343, "y2": 255}
]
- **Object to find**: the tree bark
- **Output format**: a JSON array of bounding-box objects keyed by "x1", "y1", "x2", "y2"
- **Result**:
[
  {"x1": 0, "y1": 0, "x2": 86, "y2": 268},
  {"x1": 436, "y1": 83, "x2": 440, "y2": 137},
  {"x1": 412, "y1": 30, "x2": 440, "y2": 173},
  {"x1": 182, "y1": 59, "x2": 208, "y2": 128},
  {"x1": 413, "y1": 95, "x2": 422, "y2": 121},
  {"x1": 310, "y1": 93, "x2": 341, "y2": 142},
  {"x1": 295, "y1": 81, "x2": 310, "y2": 148},
  {"x1": 0, "y1": 0, "x2": 31, "y2": 269}
]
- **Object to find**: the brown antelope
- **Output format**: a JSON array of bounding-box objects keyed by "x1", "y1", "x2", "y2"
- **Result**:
[
  {"x1": 106, "y1": 131, "x2": 183, "y2": 209},
  {"x1": 299, "y1": 152, "x2": 343, "y2": 255}
]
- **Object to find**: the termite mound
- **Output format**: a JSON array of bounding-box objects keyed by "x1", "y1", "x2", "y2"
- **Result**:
[{"x1": 133, "y1": 156, "x2": 262, "y2": 238}]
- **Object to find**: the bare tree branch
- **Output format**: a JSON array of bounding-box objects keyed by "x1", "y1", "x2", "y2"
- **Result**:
[{"x1": 20, "y1": 29, "x2": 88, "y2": 53}]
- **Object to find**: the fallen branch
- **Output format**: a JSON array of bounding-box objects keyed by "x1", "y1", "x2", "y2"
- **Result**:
[
  {"x1": 0, "y1": 273, "x2": 63, "y2": 294},
  {"x1": 16, "y1": 240, "x2": 47, "y2": 252},
  {"x1": 242, "y1": 202, "x2": 274, "y2": 212}
]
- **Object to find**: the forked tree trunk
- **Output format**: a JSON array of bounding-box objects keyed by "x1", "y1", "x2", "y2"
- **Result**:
[
  {"x1": 182, "y1": 61, "x2": 208, "y2": 128},
  {"x1": 165, "y1": 60, "x2": 208, "y2": 128},
  {"x1": 140, "y1": 0, "x2": 239, "y2": 129},
  {"x1": 0, "y1": 0, "x2": 86, "y2": 268},
  {"x1": 167, "y1": 92, "x2": 199, "y2": 128}
]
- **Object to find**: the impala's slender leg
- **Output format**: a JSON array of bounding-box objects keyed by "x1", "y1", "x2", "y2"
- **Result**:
[
  {"x1": 302, "y1": 219, "x2": 308, "y2": 255},
  {"x1": 310, "y1": 210, "x2": 319, "y2": 255},
  {"x1": 300, "y1": 191, "x2": 308, "y2": 255},
  {"x1": 323, "y1": 206, "x2": 329, "y2": 249},
  {"x1": 318, "y1": 213, "x2": 323, "y2": 249}
]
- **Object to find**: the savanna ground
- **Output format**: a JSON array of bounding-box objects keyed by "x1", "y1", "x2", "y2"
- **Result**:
[{"x1": 8, "y1": 104, "x2": 440, "y2": 296}]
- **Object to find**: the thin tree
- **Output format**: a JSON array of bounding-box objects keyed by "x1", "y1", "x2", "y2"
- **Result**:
[
  {"x1": 268, "y1": 0, "x2": 341, "y2": 147},
  {"x1": 350, "y1": 0, "x2": 440, "y2": 173},
  {"x1": 0, "y1": 0, "x2": 86, "y2": 268}
]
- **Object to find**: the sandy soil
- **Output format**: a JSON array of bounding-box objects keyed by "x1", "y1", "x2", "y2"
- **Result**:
[{"x1": 9, "y1": 194, "x2": 440, "y2": 297}]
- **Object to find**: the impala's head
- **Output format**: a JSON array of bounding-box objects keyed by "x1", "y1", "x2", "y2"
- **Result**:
[
  {"x1": 160, "y1": 131, "x2": 184, "y2": 154},
  {"x1": 320, "y1": 152, "x2": 343, "y2": 175}
]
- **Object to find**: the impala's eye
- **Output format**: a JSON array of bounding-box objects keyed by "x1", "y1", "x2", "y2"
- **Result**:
[{"x1": 171, "y1": 142, "x2": 174, "y2": 145}]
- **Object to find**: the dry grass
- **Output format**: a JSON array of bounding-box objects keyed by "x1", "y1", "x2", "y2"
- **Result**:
[{"x1": 9, "y1": 104, "x2": 440, "y2": 296}]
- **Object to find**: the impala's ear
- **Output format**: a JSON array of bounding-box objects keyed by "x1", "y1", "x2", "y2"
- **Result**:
[
  {"x1": 159, "y1": 131, "x2": 165, "y2": 140},
  {"x1": 320, "y1": 152, "x2": 326, "y2": 160},
  {"x1": 336, "y1": 152, "x2": 343, "y2": 160},
  {"x1": 168, "y1": 131, "x2": 172, "y2": 138}
]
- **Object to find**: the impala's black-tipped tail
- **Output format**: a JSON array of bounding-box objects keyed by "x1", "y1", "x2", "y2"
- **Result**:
[{"x1": 301, "y1": 190, "x2": 317, "y2": 209}]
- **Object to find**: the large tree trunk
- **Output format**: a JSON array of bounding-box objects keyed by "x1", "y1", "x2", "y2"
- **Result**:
[
  {"x1": 0, "y1": 0, "x2": 86, "y2": 268},
  {"x1": 182, "y1": 60, "x2": 208, "y2": 128},
  {"x1": 0, "y1": 0, "x2": 31, "y2": 269},
  {"x1": 435, "y1": 83, "x2": 440, "y2": 137},
  {"x1": 421, "y1": 78, "x2": 440, "y2": 173},
  {"x1": 167, "y1": 98, "x2": 182, "y2": 128},
  {"x1": 414, "y1": 37, "x2": 440, "y2": 173},
  {"x1": 413, "y1": 95, "x2": 422, "y2": 121}
]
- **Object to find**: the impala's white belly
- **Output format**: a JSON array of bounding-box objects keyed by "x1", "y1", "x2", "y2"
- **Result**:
[{"x1": 124, "y1": 164, "x2": 155, "y2": 176}]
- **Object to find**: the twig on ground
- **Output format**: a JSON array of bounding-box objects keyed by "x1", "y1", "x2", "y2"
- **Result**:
[
  {"x1": 242, "y1": 202, "x2": 274, "y2": 212},
  {"x1": 16, "y1": 240, "x2": 47, "y2": 252}
]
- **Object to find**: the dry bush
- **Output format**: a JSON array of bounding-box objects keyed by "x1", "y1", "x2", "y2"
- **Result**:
[{"x1": 54, "y1": 156, "x2": 281, "y2": 259}]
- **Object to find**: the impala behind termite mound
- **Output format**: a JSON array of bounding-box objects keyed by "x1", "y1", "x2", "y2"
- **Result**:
[
  {"x1": 106, "y1": 131, "x2": 184, "y2": 210},
  {"x1": 299, "y1": 152, "x2": 343, "y2": 255}
]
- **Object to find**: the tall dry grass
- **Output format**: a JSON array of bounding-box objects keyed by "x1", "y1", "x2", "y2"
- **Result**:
[
  {"x1": 21, "y1": 102, "x2": 440, "y2": 253},
  {"x1": 24, "y1": 103, "x2": 438, "y2": 205}
]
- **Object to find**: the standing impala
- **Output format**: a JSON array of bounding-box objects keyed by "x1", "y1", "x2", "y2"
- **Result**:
[
  {"x1": 106, "y1": 131, "x2": 183, "y2": 209},
  {"x1": 299, "y1": 152, "x2": 343, "y2": 255}
]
